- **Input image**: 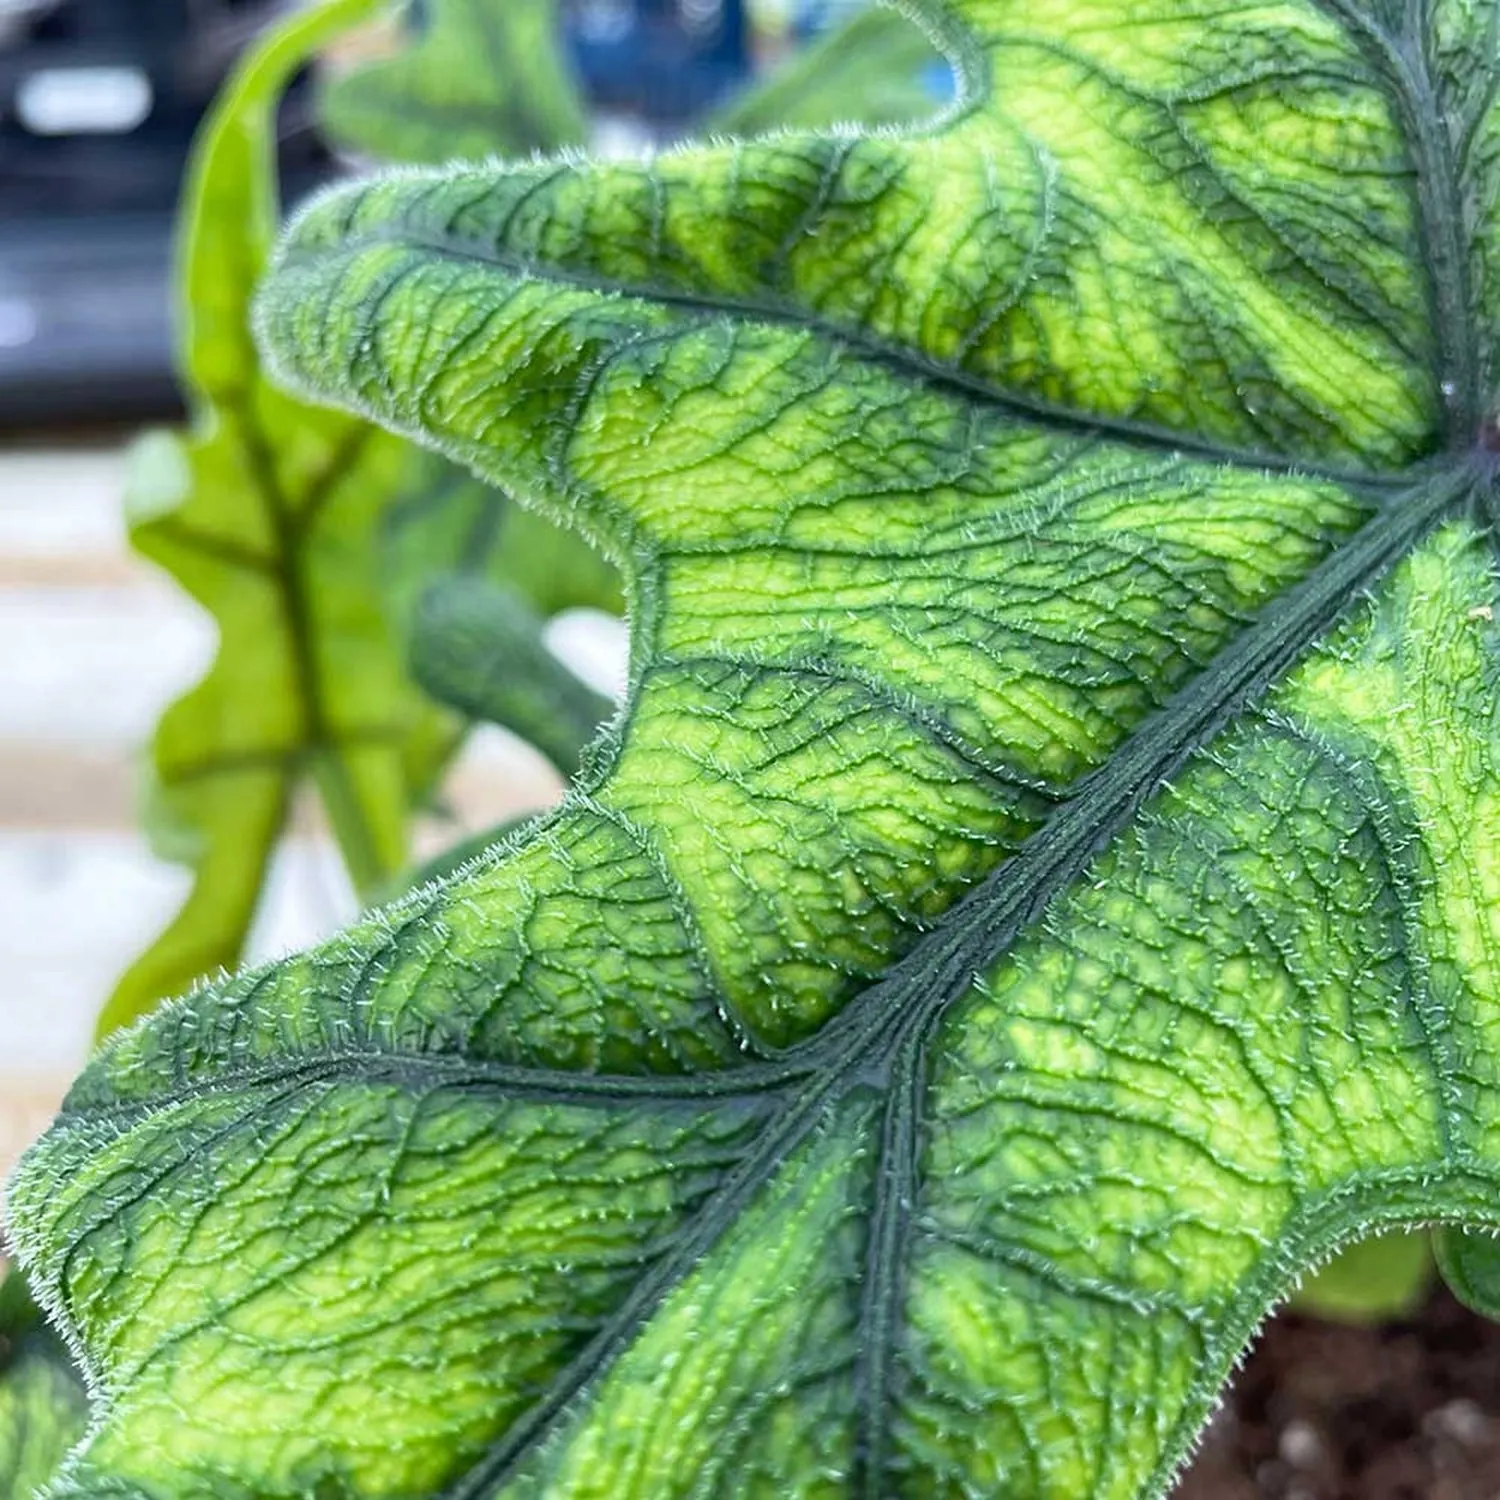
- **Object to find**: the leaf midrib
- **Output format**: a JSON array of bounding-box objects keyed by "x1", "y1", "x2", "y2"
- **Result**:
[
  {"x1": 227, "y1": 392, "x2": 398, "y2": 890},
  {"x1": 431, "y1": 466, "x2": 1475, "y2": 1500},
  {"x1": 841, "y1": 466, "x2": 1476, "y2": 1497},
  {"x1": 74, "y1": 463, "x2": 1458, "y2": 1130},
  {"x1": 1309, "y1": 0, "x2": 1481, "y2": 436}
]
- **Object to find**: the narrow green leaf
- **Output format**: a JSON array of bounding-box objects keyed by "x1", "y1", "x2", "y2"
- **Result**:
[
  {"x1": 320, "y1": 0, "x2": 588, "y2": 163},
  {"x1": 102, "y1": 0, "x2": 456, "y2": 1035},
  {"x1": 0, "y1": 1272, "x2": 87, "y2": 1499},
  {"x1": 15, "y1": 3, "x2": 1500, "y2": 1498}
]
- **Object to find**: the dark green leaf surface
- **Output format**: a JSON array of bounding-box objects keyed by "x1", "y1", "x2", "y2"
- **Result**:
[{"x1": 15, "y1": 2, "x2": 1500, "y2": 1497}]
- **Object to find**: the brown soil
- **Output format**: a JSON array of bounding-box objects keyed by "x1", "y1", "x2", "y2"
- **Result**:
[{"x1": 1177, "y1": 1288, "x2": 1500, "y2": 1499}]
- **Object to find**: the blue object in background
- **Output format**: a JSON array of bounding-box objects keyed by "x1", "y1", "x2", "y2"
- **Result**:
[
  {"x1": 784, "y1": 0, "x2": 853, "y2": 40},
  {"x1": 563, "y1": 0, "x2": 749, "y2": 123}
]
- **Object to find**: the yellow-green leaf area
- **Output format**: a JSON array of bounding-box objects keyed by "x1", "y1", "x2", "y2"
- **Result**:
[
  {"x1": 22, "y1": 1080, "x2": 770, "y2": 1498},
  {"x1": 495, "y1": 1099, "x2": 878, "y2": 1500},
  {"x1": 279, "y1": 0, "x2": 1442, "y2": 467},
  {"x1": 899, "y1": 525, "x2": 1496, "y2": 1497}
]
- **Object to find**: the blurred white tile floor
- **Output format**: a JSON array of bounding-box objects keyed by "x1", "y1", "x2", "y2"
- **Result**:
[{"x1": 0, "y1": 442, "x2": 626, "y2": 1197}]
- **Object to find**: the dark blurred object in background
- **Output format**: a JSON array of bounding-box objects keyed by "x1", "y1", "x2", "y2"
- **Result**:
[
  {"x1": 0, "y1": 1, "x2": 342, "y2": 425},
  {"x1": 0, "y1": 0, "x2": 791, "y2": 430}
]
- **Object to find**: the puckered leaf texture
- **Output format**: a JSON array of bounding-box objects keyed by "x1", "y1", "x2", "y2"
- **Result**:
[{"x1": 13, "y1": 1, "x2": 1500, "y2": 1497}]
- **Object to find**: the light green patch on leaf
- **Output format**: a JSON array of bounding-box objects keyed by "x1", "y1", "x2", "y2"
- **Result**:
[
  {"x1": 0, "y1": 1272, "x2": 88, "y2": 1499},
  {"x1": 14, "y1": 1, "x2": 1500, "y2": 1497},
  {"x1": 885, "y1": 523, "x2": 1496, "y2": 1498},
  {"x1": 320, "y1": 0, "x2": 588, "y2": 164},
  {"x1": 1290, "y1": 1231, "x2": 1433, "y2": 1322}
]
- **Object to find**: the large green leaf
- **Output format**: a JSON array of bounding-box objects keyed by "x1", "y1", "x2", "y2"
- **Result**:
[
  {"x1": 100, "y1": 0, "x2": 449, "y2": 1035},
  {"x1": 15, "y1": 1, "x2": 1500, "y2": 1497},
  {"x1": 0, "y1": 1272, "x2": 87, "y2": 1499}
]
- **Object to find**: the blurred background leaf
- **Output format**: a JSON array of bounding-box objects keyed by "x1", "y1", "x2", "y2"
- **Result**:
[
  {"x1": 1291, "y1": 1231, "x2": 1434, "y2": 1324},
  {"x1": 410, "y1": 574, "x2": 613, "y2": 778},
  {"x1": 99, "y1": 0, "x2": 429, "y2": 1036},
  {"x1": 713, "y1": 2, "x2": 941, "y2": 133},
  {"x1": 0, "y1": 1270, "x2": 87, "y2": 1500},
  {"x1": 321, "y1": 0, "x2": 588, "y2": 162},
  {"x1": 1436, "y1": 1228, "x2": 1500, "y2": 1320}
]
